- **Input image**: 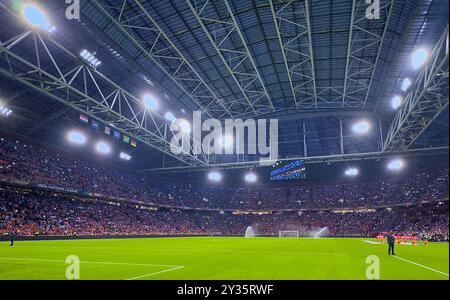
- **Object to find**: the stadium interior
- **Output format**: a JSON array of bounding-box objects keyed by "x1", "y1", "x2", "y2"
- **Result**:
[{"x1": 0, "y1": 0, "x2": 448, "y2": 280}]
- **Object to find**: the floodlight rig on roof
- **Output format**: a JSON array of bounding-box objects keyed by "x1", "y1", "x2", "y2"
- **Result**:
[
  {"x1": 0, "y1": 2, "x2": 210, "y2": 168},
  {"x1": 89, "y1": 0, "x2": 233, "y2": 120},
  {"x1": 383, "y1": 26, "x2": 449, "y2": 152}
]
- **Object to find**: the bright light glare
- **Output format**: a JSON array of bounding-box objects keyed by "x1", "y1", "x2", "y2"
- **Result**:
[
  {"x1": 345, "y1": 168, "x2": 359, "y2": 176},
  {"x1": 22, "y1": 4, "x2": 54, "y2": 32},
  {"x1": 391, "y1": 95, "x2": 403, "y2": 110},
  {"x1": 143, "y1": 95, "x2": 158, "y2": 111},
  {"x1": 67, "y1": 131, "x2": 87, "y2": 145},
  {"x1": 219, "y1": 135, "x2": 233, "y2": 149},
  {"x1": 400, "y1": 78, "x2": 412, "y2": 92},
  {"x1": 352, "y1": 120, "x2": 370, "y2": 134},
  {"x1": 412, "y1": 48, "x2": 428, "y2": 69},
  {"x1": 208, "y1": 171, "x2": 222, "y2": 182},
  {"x1": 96, "y1": 142, "x2": 111, "y2": 154},
  {"x1": 120, "y1": 152, "x2": 131, "y2": 161},
  {"x1": 244, "y1": 173, "x2": 257, "y2": 183},
  {"x1": 165, "y1": 111, "x2": 176, "y2": 122},
  {"x1": 80, "y1": 49, "x2": 101, "y2": 68},
  {"x1": 172, "y1": 118, "x2": 191, "y2": 134},
  {"x1": 387, "y1": 159, "x2": 404, "y2": 171},
  {"x1": 0, "y1": 106, "x2": 12, "y2": 117}
]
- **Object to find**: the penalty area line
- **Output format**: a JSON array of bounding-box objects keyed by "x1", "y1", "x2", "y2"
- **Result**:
[
  {"x1": 392, "y1": 255, "x2": 449, "y2": 277},
  {"x1": 126, "y1": 266, "x2": 185, "y2": 280}
]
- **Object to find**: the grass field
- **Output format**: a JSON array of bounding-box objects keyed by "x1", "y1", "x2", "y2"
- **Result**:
[{"x1": 0, "y1": 237, "x2": 448, "y2": 280}]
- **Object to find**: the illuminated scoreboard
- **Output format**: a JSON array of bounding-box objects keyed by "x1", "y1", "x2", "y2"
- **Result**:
[{"x1": 270, "y1": 160, "x2": 306, "y2": 181}]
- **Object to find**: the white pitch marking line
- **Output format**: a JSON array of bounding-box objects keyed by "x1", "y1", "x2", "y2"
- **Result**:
[
  {"x1": 0, "y1": 257, "x2": 180, "y2": 268},
  {"x1": 126, "y1": 266, "x2": 185, "y2": 280},
  {"x1": 392, "y1": 255, "x2": 449, "y2": 277}
]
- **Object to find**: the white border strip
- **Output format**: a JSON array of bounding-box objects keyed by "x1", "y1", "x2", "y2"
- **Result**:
[{"x1": 392, "y1": 256, "x2": 449, "y2": 277}]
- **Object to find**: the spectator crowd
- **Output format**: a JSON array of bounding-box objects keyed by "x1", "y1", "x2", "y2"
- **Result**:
[
  {"x1": 0, "y1": 188, "x2": 448, "y2": 241},
  {"x1": 1, "y1": 135, "x2": 448, "y2": 210},
  {"x1": 0, "y1": 134, "x2": 448, "y2": 241}
]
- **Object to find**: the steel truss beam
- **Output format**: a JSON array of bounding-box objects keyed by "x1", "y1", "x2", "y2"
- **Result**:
[
  {"x1": 187, "y1": 0, "x2": 275, "y2": 116},
  {"x1": 146, "y1": 146, "x2": 449, "y2": 172},
  {"x1": 342, "y1": 0, "x2": 394, "y2": 108},
  {"x1": 0, "y1": 5, "x2": 209, "y2": 167},
  {"x1": 90, "y1": 0, "x2": 232, "y2": 119},
  {"x1": 383, "y1": 26, "x2": 449, "y2": 152},
  {"x1": 264, "y1": 108, "x2": 373, "y2": 122},
  {"x1": 270, "y1": 0, "x2": 318, "y2": 108}
]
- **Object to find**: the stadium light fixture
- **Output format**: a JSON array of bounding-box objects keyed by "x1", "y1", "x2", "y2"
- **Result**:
[
  {"x1": 208, "y1": 171, "x2": 222, "y2": 182},
  {"x1": 22, "y1": 4, "x2": 55, "y2": 33},
  {"x1": 67, "y1": 131, "x2": 87, "y2": 145},
  {"x1": 143, "y1": 94, "x2": 158, "y2": 111},
  {"x1": 120, "y1": 152, "x2": 131, "y2": 161},
  {"x1": 165, "y1": 111, "x2": 176, "y2": 122},
  {"x1": 391, "y1": 95, "x2": 403, "y2": 110},
  {"x1": 345, "y1": 168, "x2": 359, "y2": 177},
  {"x1": 0, "y1": 105, "x2": 12, "y2": 117},
  {"x1": 352, "y1": 120, "x2": 370, "y2": 134},
  {"x1": 400, "y1": 78, "x2": 412, "y2": 92},
  {"x1": 387, "y1": 159, "x2": 404, "y2": 171},
  {"x1": 244, "y1": 173, "x2": 257, "y2": 183},
  {"x1": 96, "y1": 142, "x2": 111, "y2": 155},
  {"x1": 80, "y1": 49, "x2": 102, "y2": 68},
  {"x1": 411, "y1": 48, "x2": 428, "y2": 69}
]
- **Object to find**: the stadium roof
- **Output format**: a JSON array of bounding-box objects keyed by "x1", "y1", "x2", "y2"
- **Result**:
[{"x1": 0, "y1": 0, "x2": 448, "y2": 171}]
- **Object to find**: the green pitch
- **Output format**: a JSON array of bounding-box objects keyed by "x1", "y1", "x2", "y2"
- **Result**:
[{"x1": 0, "y1": 237, "x2": 448, "y2": 280}]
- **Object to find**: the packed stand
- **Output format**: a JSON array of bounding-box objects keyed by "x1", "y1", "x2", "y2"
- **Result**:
[
  {"x1": 0, "y1": 134, "x2": 448, "y2": 210},
  {"x1": 0, "y1": 189, "x2": 448, "y2": 241}
]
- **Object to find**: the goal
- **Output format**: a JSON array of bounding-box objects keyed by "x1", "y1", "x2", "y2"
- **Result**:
[{"x1": 279, "y1": 230, "x2": 299, "y2": 238}]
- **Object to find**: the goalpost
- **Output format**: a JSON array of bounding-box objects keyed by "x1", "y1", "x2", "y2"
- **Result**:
[{"x1": 279, "y1": 230, "x2": 299, "y2": 238}]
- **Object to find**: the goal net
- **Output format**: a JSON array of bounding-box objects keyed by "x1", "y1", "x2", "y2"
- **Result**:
[{"x1": 279, "y1": 230, "x2": 299, "y2": 238}]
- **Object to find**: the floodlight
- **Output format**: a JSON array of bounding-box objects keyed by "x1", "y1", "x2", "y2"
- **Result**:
[
  {"x1": 412, "y1": 48, "x2": 428, "y2": 69},
  {"x1": 165, "y1": 111, "x2": 176, "y2": 122},
  {"x1": 244, "y1": 173, "x2": 257, "y2": 183},
  {"x1": 67, "y1": 131, "x2": 87, "y2": 145},
  {"x1": 208, "y1": 171, "x2": 222, "y2": 182},
  {"x1": 80, "y1": 49, "x2": 101, "y2": 68},
  {"x1": 400, "y1": 78, "x2": 412, "y2": 92},
  {"x1": 352, "y1": 120, "x2": 370, "y2": 134},
  {"x1": 345, "y1": 168, "x2": 359, "y2": 176},
  {"x1": 387, "y1": 159, "x2": 404, "y2": 171},
  {"x1": 22, "y1": 4, "x2": 55, "y2": 33},
  {"x1": 120, "y1": 152, "x2": 131, "y2": 161},
  {"x1": 391, "y1": 95, "x2": 403, "y2": 110},
  {"x1": 143, "y1": 94, "x2": 158, "y2": 111},
  {"x1": 96, "y1": 142, "x2": 111, "y2": 154},
  {"x1": 0, "y1": 105, "x2": 13, "y2": 117}
]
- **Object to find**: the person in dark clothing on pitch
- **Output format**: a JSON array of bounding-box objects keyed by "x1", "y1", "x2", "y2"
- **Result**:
[
  {"x1": 386, "y1": 234, "x2": 396, "y2": 255},
  {"x1": 10, "y1": 231, "x2": 15, "y2": 247}
]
